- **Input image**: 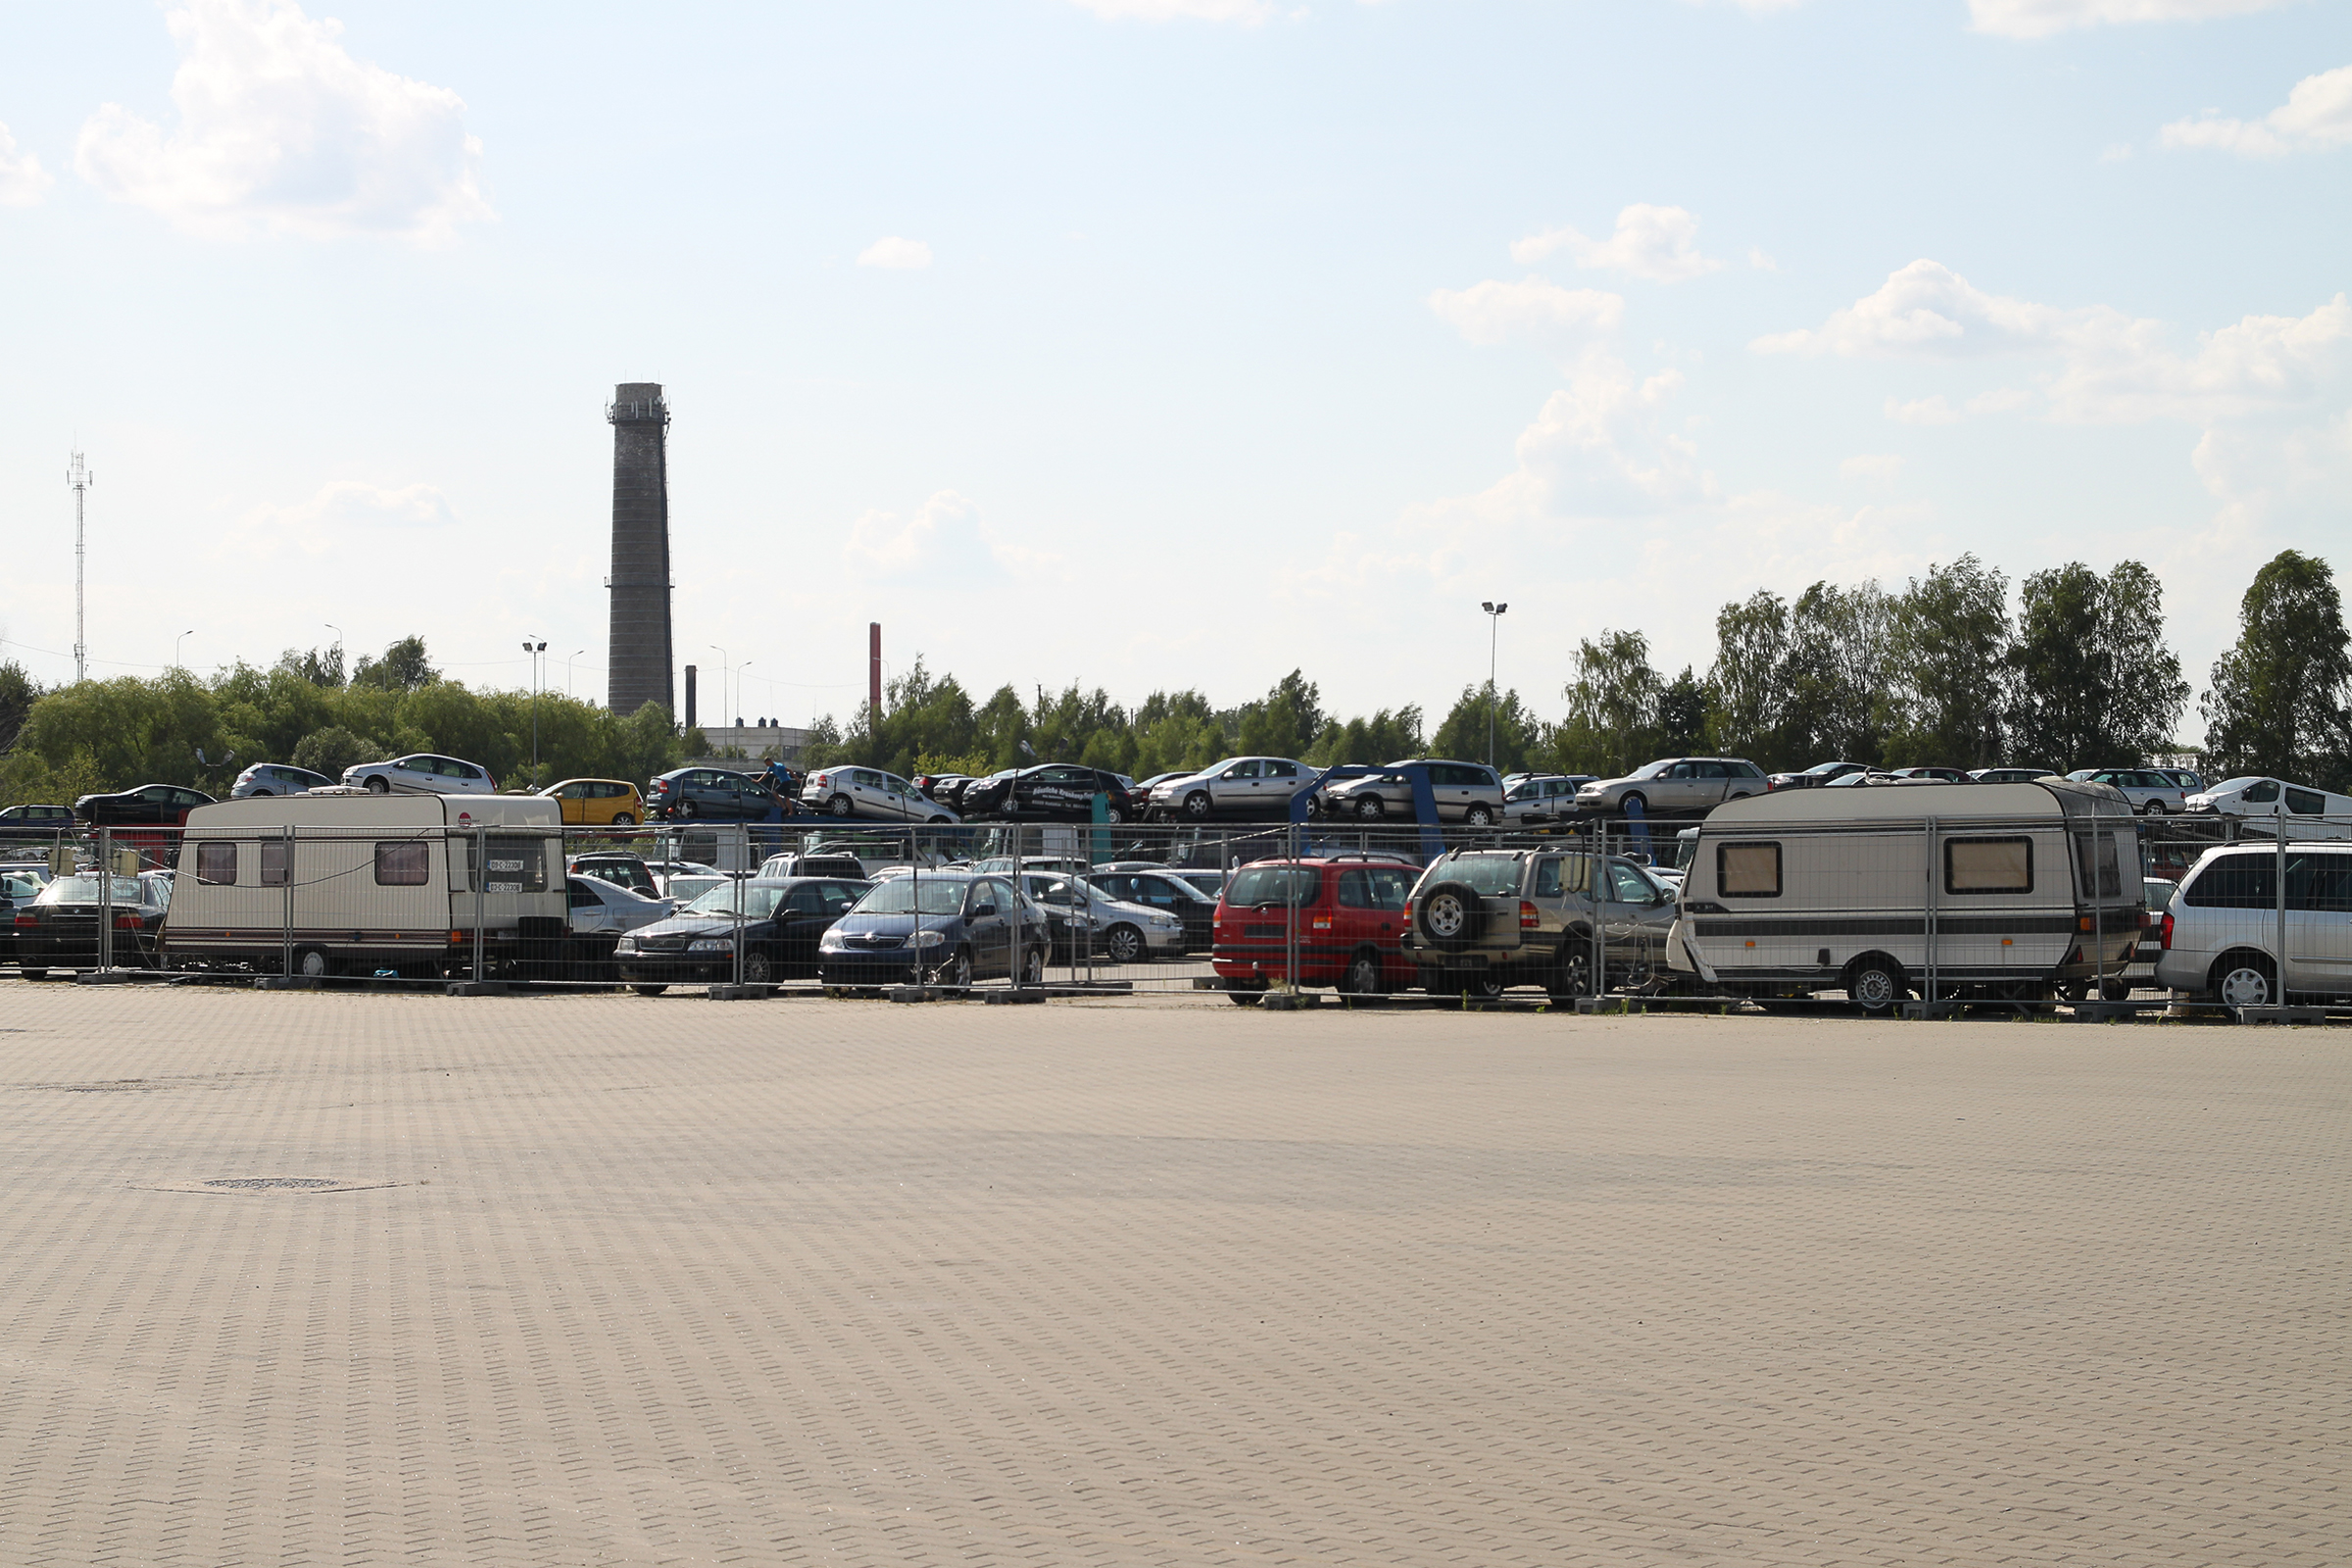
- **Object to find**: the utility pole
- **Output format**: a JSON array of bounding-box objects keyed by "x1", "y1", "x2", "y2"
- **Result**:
[
  {"x1": 67, "y1": 452, "x2": 91, "y2": 684},
  {"x1": 522, "y1": 638, "x2": 548, "y2": 785}
]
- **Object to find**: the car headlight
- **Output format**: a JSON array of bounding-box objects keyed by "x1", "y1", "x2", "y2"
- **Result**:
[
  {"x1": 819, "y1": 931, "x2": 846, "y2": 951},
  {"x1": 910, "y1": 929, "x2": 946, "y2": 948},
  {"x1": 687, "y1": 937, "x2": 730, "y2": 953},
  {"x1": 1152, "y1": 913, "x2": 1180, "y2": 928},
  {"x1": 614, "y1": 935, "x2": 637, "y2": 954}
]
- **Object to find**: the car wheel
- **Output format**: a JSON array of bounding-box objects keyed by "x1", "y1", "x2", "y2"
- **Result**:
[
  {"x1": 2099, "y1": 978, "x2": 2132, "y2": 1002},
  {"x1": 1845, "y1": 955, "x2": 1905, "y2": 1015},
  {"x1": 679, "y1": 800, "x2": 700, "y2": 820},
  {"x1": 1105, "y1": 805, "x2": 1126, "y2": 824},
  {"x1": 1182, "y1": 791, "x2": 1211, "y2": 820},
  {"x1": 1019, "y1": 946, "x2": 1046, "y2": 986},
  {"x1": 1547, "y1": 945, "x2": 1592, "y2": 1002},
  {"x1": 829, "y1": 794, "x2": 854, "y2": 818},
  {"x1": 943, "y1": 948, "x2": 974, "y2": 993},
  {"x1": 1102, "y1": 924, "x2": 1144, "y2": 964},
  {"x1": 251, "y1": 788, "x2": 272, "y2": 798},
  {"x1": 1620, "y1": 791, "x2": 1646, "y2": 816},
  {"x1": 630, "y1": 983, "x2": 669, "y2": 998},
  {"x1": 1465, "y1": 973, "x2": 1507, "y2": 1001},
  {"x1": 2140, "y1": 800, "x2": 2165, "y2": 816},
  {"x1": 1354, "y1": 795, "x2": 1384, "y2": 821},
  {"x1": 365, "y1": 776, "x2": 389, "y2": 795},
  {"x1": 612, "y1": 812, "x2": 635, "y2": 826},
  {"x1": 19, "y1": 969, "x2": 48, "y2": 982},
  {"x1": 1416, "y1": 881, "x2": 1487, "y2": 950},
  {"x1": 2211, "y1": 951, "x2": 2276, "y2": 1007},
  {"x1": 1464, "y1": 804, "x2": 1495, "y2": 827},
  {"x1": 929, "y1": 815, "x2": 953, "y2": 826},
  {"x1": 1340, "y1": 949, "x2": 1384, "y2": 996},
  {"x1": 742, "y1": 950, "x2": 773, "y2": 985}
]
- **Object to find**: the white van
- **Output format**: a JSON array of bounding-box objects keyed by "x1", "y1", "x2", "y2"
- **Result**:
[
  {"x1": 164, "y1": 794, "x2": 566, "y2": 979},
  {"x1": 1668, "y1": 779, "x2": 2144, "y2": 1012},
  {"x1": 2180, "y1": 775, "x2": 2352, "y2": 840}
]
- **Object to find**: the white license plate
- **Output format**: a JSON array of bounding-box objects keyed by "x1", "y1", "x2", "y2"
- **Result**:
[{"x1": 488, "y1": 881, "x2": 522, "y2": 894}]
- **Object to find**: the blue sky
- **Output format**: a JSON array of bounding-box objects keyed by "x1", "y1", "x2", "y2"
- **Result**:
[{"x1": 0, "y1": 0, "x2": 2344, "y2": 740}]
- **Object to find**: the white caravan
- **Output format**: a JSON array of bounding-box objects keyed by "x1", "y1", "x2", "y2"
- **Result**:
[
  {"x1": 164, "y1": 794, "x2": 565, "y2": 979},
  {"x1": 1667, "y1": 779, "x2": 2144, "y2": 1012}
]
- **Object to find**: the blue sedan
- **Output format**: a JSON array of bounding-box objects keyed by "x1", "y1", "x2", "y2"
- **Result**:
[{"x1": 817, "y1": 872, "x2": 1048, "y2": 990}]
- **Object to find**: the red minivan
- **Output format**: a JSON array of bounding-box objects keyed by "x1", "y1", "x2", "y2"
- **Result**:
[{"x1": 1210, "y1": 855, "x2": 1420, "y2": 1003}]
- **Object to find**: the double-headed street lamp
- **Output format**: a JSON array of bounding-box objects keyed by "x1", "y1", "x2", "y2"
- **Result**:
[
  {"x1": 1481, "y1": 601, "x2": 1508, "y2": 769},
  {"x1": 522, "y1": 638, "x2": 548, "y2": 785}
]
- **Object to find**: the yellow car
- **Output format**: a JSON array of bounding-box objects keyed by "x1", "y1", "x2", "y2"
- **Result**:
[{"x1": 538, "y1": 778, "x2": 646, "y2": 827}]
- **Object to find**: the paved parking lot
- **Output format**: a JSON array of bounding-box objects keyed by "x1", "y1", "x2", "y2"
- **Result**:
[{"x1": 0, "y1": 987, "x2": 2343, "y2": 1566}]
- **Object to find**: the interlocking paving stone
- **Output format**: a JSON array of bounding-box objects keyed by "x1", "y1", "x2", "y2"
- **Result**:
[{"x1": 0, "y1": 987, "x2": 2342, "y2": 1565}]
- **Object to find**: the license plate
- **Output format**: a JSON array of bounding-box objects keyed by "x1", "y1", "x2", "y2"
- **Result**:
[{"x1": 488, "y1": 881, "x2": 522, "y2": 894}]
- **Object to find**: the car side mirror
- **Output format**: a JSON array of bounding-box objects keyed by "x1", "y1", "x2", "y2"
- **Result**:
[{"x1": 970, "y1": 904, "x2": 997, "y2": 919}]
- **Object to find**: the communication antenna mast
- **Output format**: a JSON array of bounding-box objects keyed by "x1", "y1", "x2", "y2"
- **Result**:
[{"x1": 67, "y1": 451, "x2": 92, "y2": 685}]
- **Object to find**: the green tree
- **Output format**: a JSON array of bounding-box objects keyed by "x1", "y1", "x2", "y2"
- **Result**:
[
  {"x1": 1705, "y1": 590, "x2": 1788, "y2": 766},
  {"x1": 0, "y1": 661, "x2": 39, "y2": 753},
  {"x1": 1657, "y1": 666, "x2": 1709, "y2": 757},
  {"x1": 1430, "y1": 687, "x2": 1541, "y2": 773},
  {"x1": 1552, "y1": 630, "x2": 1663, "y2": 777},
  {"x1": 291, "y1": 725, "x2": 370, "y2": 780},
  {"x1": 2199, "y1": 550, "x2": 2352, "y2": 789},
  {"x1": 1885, "y1": 555, "x2": 2012, "y2": 768},
  {"x1": 1779, "y1": 579, "x2": 1896, "y2": 766},
  {"x1": 1235, "y1": 670, "x2": 1323, "y2": 760},
  {"x1": 1305, "y1": 707, "x2": 1424, "y2": 767},
  {"x1": 2008, "y1": 560, "x2": 2189, "y2": 772},
  {"x1": 351, "y1": 635, "x2": 439, "y2": 692}
]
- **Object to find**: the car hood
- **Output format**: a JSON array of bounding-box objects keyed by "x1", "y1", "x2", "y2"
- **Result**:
[
  {"x1": 828, "y1": 912, "x2": 965, "y2": 940},
  {"x1": 629, "y1": 912, "x2": 777, "y2": 941}
]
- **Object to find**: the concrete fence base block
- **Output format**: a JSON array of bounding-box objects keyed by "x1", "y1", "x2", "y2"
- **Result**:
[
  {"x1": 2064, "y1": 1001, "x2": 2154, "y2": 1023},
  {"x1": 707, "y1": 984, "x2": 774, "y2": 1002},
  {"x1": 982, "y1": 989, "x2": 1048, "y2": 1005},
  {"x1": 1901, "y1": 1001, "x2": 1964, "y2": 1020},
  {"x1": 2236, "y1": 1004, "x2": 2333, "y2": 1027},
  {"x1": 886, "y1": 985, "x2": 945, "y2": 1004},
  {"x1": 74, "y1": 971, "x2": 135, "y2": 987},
  {"x1": 445, "y1": 981, "x2": 508, "y2": 998},
  {"x1": 254, "y1": 975, "x2": 322, "y2": 991},
  {"x1": 1260, "y1": 992, "x2": 1320, "y2": 1010}
]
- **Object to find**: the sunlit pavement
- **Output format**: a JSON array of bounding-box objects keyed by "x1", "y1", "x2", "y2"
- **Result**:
[{"x1": 0, "y1": 985, "x2": 2343, "y2": 1566}]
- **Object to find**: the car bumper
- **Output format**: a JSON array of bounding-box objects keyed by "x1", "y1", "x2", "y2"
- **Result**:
[{"x1": 816, "y1": 951, "x2": 929, "y2": 986}]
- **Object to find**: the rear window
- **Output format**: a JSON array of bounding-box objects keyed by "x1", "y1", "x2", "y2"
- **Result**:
[
  {"x1": 1225, "y1": 865, "x2": 1322, "y2": 907},
  {"x1": 196, "y1": 842, "x2": 238, "y2": 886},
  {"x1": 1336, "y1": 867, "x2": 1411, "y2": 909},
  {"x1": 374, "y1": 842, "x2": 430, "y2": 887},
  {"x1": 466, "y1": 837, "x2": 550, "y2": 893},
  {"x1": 1946, "y1": 837, "x2": 2033, "y2": 895},
  {"x1": 2185, "y1": 856, "x2": 2274, "y2": 909},
  {"x1": 1426, "y1": 855, "x2": 1524, "y2": 897}
]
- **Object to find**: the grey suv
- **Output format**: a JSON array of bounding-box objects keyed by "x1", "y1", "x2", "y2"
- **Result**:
[
  {"x1": 1323, "y1": 760, "x2": 1505, "y2": 824},
  {"x1": 1402, "y1": 848, "x2": 1679, "y2": 999},
  {"x1": 1574, "y1": 758, "x2": 1766, "y2": 817}
]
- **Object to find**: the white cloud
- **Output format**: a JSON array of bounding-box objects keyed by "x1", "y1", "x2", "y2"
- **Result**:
[
  {"x1": 1840, "y1": 454, "x2": 1904, "y2": 480},
  {"x1": 857, "y1": 235, "x2": 934, "y2": 270},
  {"x1": 224, "y1": 479, "x2": 458, "y2": 557},
  {"x1": 1427, "y1": 277, "x2": 1623, "y2": 348},
  {"x1": 0, "y1": 121, "x2": 54, "y2": 207},
  {"x1": 1885, "y1": 394, "x2": 1964, "y2": 425},
  {"x1": 2161, "y1": 64, "x2": 2352, "y2": 157},
  {"x1": 1756, "y1": 260, "x2": 2352, "y2": 424},
  {"x1": 1747, "y1": 246, "x2": 1778, "y2": 271},
  {"x1": 74, "y1": 0, "x2": 489, "y2": 243},
  {"x1": 1969, "y1": 0, "x2": 2296, "y2": 39},
  {"x1": 1512, "y1": 204, "x2": 1724, "y2": 282},
  {"x1": 1064, "y1": 0, "x2": 1277, "y2": 21},
  {"x1": 842, "y1": 491, "x2": 1055, "y2": 583}
]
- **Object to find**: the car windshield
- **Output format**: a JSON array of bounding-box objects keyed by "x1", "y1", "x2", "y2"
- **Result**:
[
  {"x1": 1630, "y1": 760, "x2": 1673, "y2": 780},
  {"x1": 685, "y1": 883, "x2": 787, "y2": 919},
  {"x1": 2212, "y1": 777, "x2": 2270, "y2": 795},
  {"x1": 856, "y1": 878, "x2": 972, "y2": 915},
  {"x1": 40, "y1": 876, "x2": 145, "y2": 905},
  {"x1": 1225, "y1": 865, "x2": 1319, "y2": 906},
  {"x1": 1430, "y1": 855, "x2": 1524, "y2": 897}
]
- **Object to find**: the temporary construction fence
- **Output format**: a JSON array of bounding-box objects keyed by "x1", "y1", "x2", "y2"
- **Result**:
[{"x1": 5, "y1": 805, "x2": 2349, "y2": 1015}]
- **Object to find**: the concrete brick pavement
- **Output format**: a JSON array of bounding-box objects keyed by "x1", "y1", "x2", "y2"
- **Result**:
[{"x1": 0, "y1": 987, "x2": 2343, "y2": 1565}]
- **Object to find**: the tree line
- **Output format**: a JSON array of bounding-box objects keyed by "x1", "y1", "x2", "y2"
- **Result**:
[{"x1": 1, "y1": 550, "x2": 2345, "y2": 804}]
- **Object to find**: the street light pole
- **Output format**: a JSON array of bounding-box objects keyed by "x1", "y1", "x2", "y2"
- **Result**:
[
  {"x1": 1480, "y1": 602, "x2": 1508, "y2": 769},
  {"x1": 566, "y1": 648, "x2": 585, "y2": 699},
  {"x1": 522, "y1": 637, "x2": 547, "y2": 786},
  {"x1": 739, "y1": 660, "x2": 754, "y2": 726},
  {"x1": 323, "y1": 623, "x2": 343, "y2": 685},
  {"x1": 175, "y1": 629, "x2": 194, "y2": 670},
  {"x1": 708, "y1": 645, "x2": 730, "y2": 736}
]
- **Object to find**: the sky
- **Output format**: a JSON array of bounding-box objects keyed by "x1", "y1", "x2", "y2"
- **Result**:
[{"x1": 0, "y1": 0, "x2": 2345, "y2": 741}]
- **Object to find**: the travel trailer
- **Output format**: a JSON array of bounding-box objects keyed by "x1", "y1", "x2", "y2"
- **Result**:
[
  {"x1": 163, "y1": 794, "x2": 566, "y2": 978},
  {"x1": 1667, "y1": 779, "x2": 2144, "y2": 1011}
]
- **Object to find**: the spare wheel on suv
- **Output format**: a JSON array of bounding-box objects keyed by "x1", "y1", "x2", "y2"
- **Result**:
[{"x1": 1417, "y1": 879, "x2": 1488, "y2": 950}]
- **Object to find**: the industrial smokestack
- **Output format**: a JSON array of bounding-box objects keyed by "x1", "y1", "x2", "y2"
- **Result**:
[
  {"x1": 869, "y1": 622, "x2": 882, "y2": 736},
  {"x1": 682, "y1": 663, "x2": 698, "y2": 730},
  {"x1": 607, "y1": 383, "x2": 674, "y2": 720}
]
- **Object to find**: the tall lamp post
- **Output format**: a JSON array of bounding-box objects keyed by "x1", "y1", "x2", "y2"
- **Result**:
[
  {"x1": 738, "y1": 660, "x2": 755, "y2": 726},
  {"x1": 522, "y1": 638, "x2": 547, "y2": 786},
  {"x1": 175, "y1": 629, "x2": 195, "y2": 670},
  {"x1": 708, "y1": 645, "x2": 730, "y2": 735},
  {"x1": 565, "y1": 648, "x2": 586, "y2": 699},
  {"x1": 323, "y1": 623, "x2": 344, "y2": 685},
  {"x1": 1480, "y1": 601, "x2": 1508, "y2": 769}
]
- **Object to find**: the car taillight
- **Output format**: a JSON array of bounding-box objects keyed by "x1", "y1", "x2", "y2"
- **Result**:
[
  {"x1": 13, "y1": 913, "x2": 34, "y2": 928},
  {"x1": 1520, "y1": 901, "x2": 1539, "y2": 930},
  {"x1": 115, "y1": 913, "x2": 143, "y2": 930},
  {"x1": 2160, "y1": 911, "x2": 2174, "y2": 951}
]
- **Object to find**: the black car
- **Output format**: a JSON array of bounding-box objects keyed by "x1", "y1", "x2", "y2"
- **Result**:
[
  {"x1": 0, "y1": 868, "x2": 47, "y2": 963},
  {"x1": 73, "y1": 783, "x2": 216, "y2": 828},
  {"x1": 1082, "y1": 866, "x2": 1219, "y2": 952},
  {"x1": 645, "y1": 767, "x2": 793, "y2": 823},
  {"x1": 15, "y1": 871, "x2": 172, "y2": 977},
  {"x1": 614, "y1": 876, "x2": 868, "y2": 994},
  {"x1": 1765, "y1": 761, "x2": 1868, "y2": 791},
  {"x1": 815, "y1": 872, "x2": 1050, "y2": 990},
  {"x1": 959, "y1": 764, "x2": 1136, "y2": 823},
  {"x1": 0, "y1": 804, "x2": 77, "y2": 848}
]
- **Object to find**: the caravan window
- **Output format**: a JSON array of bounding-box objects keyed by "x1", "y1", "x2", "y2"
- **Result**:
[
  {"x1": 1717, "y1": 842, "x2": 1781, "y2": 898},
  {"x1": 195, "y1": 842, "x2": 238, "y2": 885},
  {"x1": 2071, "y1": 832, "x2": 2125, "y2": 899},
  {"x1": 374, "y1": 842, "x2": 430, "y2": 886},
  {"x1": 464, "y1": 836, "x2": 551, "y2": 893},
  {"x1": 1946, "y1": 837, "x2": 2033, "y2": 895},
  {"x1": 261, "y1": 840, "x2": 289, "y2": 886}
]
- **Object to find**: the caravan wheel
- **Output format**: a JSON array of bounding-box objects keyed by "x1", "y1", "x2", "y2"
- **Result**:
[
  {"x1": 294, "y1": 947, "x2": 332, "y2": 979},
  {"x1": 1845, "y1": 956, "x2": 1905, "y2": 1015}
]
